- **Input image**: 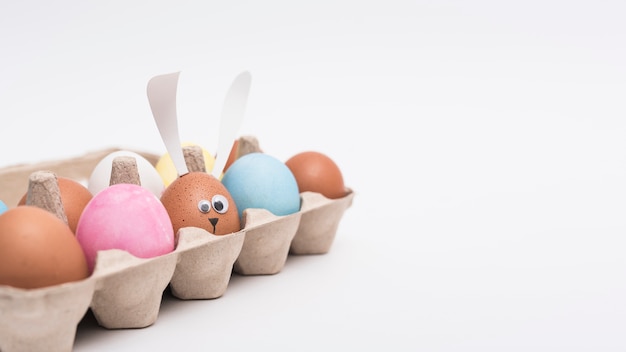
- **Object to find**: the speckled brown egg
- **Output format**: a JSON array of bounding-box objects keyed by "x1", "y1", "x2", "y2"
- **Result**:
[
  {"x1": 160, "y1": 172, "x2": 240, "y2": 235},
  {"x1": 18, "y1": 177, "x2": 93, "y2": 233},
  {"x1": 285, "y1": 151, "x2": 347, "y2": 199},
  {"x1": 0, "y1": 206, "x2": 90, "y2": 289}
]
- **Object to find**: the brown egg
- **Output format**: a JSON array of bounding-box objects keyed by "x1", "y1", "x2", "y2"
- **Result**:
[
  {"x1": 0, "y1": 206, "x2": 90, "y2": 289},
  {"x1": 19, "y1": 177, "x2": 93, "y2": 233},
  {"x1": 285, "y1": 151, "x2": 347, "y2": 199},
  {"x1": 223, "y1": 139, "x2": 239, "y2": 173},
  {"x1": 160, "y1": 172, "x2": 240, "y2": 235},
  {"x1": 223, "y1": 136, "x2": 263, "y2": 173}
]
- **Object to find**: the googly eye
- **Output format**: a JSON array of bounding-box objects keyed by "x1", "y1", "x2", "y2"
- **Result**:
[
  {"x1": 212, "y1": 195, "x2": 229, "y2": 214},
  {"x1": 198, "y1": 199, "x2": 211, "y2": 213}
]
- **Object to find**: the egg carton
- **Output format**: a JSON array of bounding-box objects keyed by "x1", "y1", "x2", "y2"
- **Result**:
[{"x1": 0, "y1": 148, "x2": 354, "y2": 352}]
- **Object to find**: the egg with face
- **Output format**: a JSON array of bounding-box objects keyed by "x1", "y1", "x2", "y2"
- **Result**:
[{"x1": 160, "y1": 172, "x2": 240, "y2": 236}]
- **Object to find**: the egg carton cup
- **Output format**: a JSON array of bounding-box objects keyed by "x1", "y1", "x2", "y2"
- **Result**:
[
  {"x1": 290, "y1": 190, "x2": 355, "y2": 255},
  {"x1": 0, "y1": 148, "x2": 354, "y2": 351},
  {"x1": 89, "y1": 226, "x2": 247, "y2": 329},
  {"x1": 89, "y1": 248, "x2": 178, "y2": 329},
  {"x1": 0, "y1": 226, "x2": 247, "y2": 352},
  {"x1": 235, "y1": 208, "x2": 302, "y2": 275},
  {"x1": 169, "y1": 227, "x2": 245, "y2": 300},
  {"x1": 0, "y1": 278, "x2": 95, "y2": 352}
]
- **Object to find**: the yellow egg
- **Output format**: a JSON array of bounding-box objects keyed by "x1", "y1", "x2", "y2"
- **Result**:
[{"x1": 155, "y1": 142, "x2": 216, "y2": 187}]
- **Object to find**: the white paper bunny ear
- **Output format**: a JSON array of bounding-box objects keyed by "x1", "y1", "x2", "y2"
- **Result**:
[
  {"x1": 147, "y1": 71, "x2": 189, "y2": 177},
  {"x1": 211, "y1": 71, "x2": 252, "y2": 179}
]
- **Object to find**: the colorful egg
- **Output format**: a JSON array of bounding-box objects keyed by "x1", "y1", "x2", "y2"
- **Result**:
[
  {"x1": 76, "y1": 183, "x2": 176, "y2": 273},
  {"x1": 222, "y1": 152, "x2": 301, "y2": 220},
  {"x1": 155, "y1": 142, "x2": 215, "y2": 187}
]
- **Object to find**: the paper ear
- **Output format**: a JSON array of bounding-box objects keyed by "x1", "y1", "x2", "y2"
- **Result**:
[
  {"x1": 147, "y1": 71, "x2": 189, "y2": 178},
  {"x1": 211, "y1": 71, "x2": 252, "y2": 179}
]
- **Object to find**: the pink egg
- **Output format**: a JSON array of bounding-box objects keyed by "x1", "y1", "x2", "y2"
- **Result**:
[{"x1": 76, "y1": 183, "x2": 176, "y2": 273}]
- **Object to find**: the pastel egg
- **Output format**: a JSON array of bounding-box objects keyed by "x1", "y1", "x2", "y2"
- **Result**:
[
  {"x1": 76, "y1": 183, "x2": 176, "y2": 273},
  {"x1": 88, "y1": 150, "x2": 165, "y2": 198},
  {"x1": 155, "y1": 142, "x2": 215, "y2": 187},
  {"x1": 160, "y1": 172, "x2": 240, "y2": 236},
  {"x1": 0, "y1": 200, "x2": 7, "y2": 215},
  {"x1": 222, "y1": 152, "x2": 300, "y2": 220}
]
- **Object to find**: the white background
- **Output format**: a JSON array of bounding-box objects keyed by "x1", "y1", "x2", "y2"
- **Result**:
[{"x1": 2, "y1": 1, "x2": 626, "y2": 351}]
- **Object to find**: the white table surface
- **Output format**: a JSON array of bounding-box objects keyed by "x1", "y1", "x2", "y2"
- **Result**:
[{"x1": 2, "y1": 1, "x2": 626, "y2": 351}]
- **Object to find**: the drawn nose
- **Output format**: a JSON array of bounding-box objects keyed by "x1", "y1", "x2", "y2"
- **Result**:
[{"x1": 209, "y1": 218, "x2": 218, "y2": 233}]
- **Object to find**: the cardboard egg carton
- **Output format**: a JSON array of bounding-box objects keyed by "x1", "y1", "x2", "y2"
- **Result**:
[{"x1": 0, "y1": 148, "x2": 354, "y2": 352}]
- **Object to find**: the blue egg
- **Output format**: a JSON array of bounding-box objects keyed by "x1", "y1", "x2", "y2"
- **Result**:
[
  {"x1": 0, "y1": 200, "x2": 7, "y2": 215},
  {"x1": 222, "y1": 152, "x2": 301, "y2": 220}
]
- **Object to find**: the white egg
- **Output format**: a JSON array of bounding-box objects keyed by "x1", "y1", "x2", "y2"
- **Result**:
[{"x1": 88, "y1": 150, "x2": 165, "y2": 198}]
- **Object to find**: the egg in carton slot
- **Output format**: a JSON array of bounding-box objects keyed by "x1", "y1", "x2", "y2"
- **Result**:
[
  {"x1": 0, "y1": 71, "x2": 354, "y2": 352},
  {"x1": 0, "y1": 149, "x2": 353, "y2": 352}
]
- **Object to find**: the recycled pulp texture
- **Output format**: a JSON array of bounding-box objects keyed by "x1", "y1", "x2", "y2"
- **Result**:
[{"x1": 0, "y1": 149, "x2": 353, "y2": 352}]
